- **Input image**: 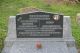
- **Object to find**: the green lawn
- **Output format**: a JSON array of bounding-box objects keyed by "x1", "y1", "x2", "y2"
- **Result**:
[{"x1": 0, "y1": 0, "x2": 80, "y2": 50}]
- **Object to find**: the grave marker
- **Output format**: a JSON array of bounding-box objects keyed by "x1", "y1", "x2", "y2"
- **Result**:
[
  {"x1": 2, "y1": 9, "x2": 78, "y2": 53},
  {"x1": 16, "y1": 12, "x2": 63, "y2": 38}
]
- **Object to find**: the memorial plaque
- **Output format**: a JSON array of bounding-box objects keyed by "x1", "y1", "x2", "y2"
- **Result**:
[{"x1": 16, "y1": 12, "x2": 63, "y2": 38}]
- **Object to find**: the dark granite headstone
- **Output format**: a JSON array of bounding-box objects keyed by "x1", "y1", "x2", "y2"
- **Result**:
[{"x1": 16, "y1": 12, "x2": 63, "y2": 38}]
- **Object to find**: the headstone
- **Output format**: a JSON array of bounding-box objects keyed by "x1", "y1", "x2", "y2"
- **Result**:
[
  {"x1": 2, "y1": 9, "x2": 78, "y2": 53},
  {"x1": 16, "y1": 12, "x2": 63, "y2": 38}
]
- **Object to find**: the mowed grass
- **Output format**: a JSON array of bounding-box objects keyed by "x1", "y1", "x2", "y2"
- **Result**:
[{"x1": 0, "y1": 0, "x2": 80, "y2": 49}]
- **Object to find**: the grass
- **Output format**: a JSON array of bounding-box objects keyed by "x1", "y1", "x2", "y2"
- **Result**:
[{"x1": 0, "y1": 0, "x2": 80, "y2": 50}]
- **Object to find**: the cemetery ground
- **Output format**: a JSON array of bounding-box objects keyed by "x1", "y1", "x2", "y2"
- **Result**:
[{"x1": 0, "y1": 0, "x2": 80, "y2": 52}]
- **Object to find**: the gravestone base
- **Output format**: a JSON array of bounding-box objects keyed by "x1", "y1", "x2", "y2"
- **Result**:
[
  {"x1": 2, "y1": 16, "x2": 78, "y2": 53},
  {"x1": 4, "y1": 42, "x2": 70, "y2": 53}
]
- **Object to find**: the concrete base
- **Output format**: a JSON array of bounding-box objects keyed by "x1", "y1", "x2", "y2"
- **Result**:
[
  {"x1": 8, "y1": 42, "x2": 70, "y2": 53},
  {"x1": 2, "y1": 16, "x2": 78, "y2": 53}
]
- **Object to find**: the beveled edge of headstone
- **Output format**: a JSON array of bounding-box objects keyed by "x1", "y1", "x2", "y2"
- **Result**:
[
  {"x1": 17, "y1": 11, "x2": 63, "y2": 16},
  {"x1": 18, "y1": 7, "x2": 63, "y2": 16}
]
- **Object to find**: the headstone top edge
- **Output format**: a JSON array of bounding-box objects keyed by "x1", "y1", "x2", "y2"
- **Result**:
[{"x1": 16, "y1": 11, "x2": 63, "y2": 16}]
